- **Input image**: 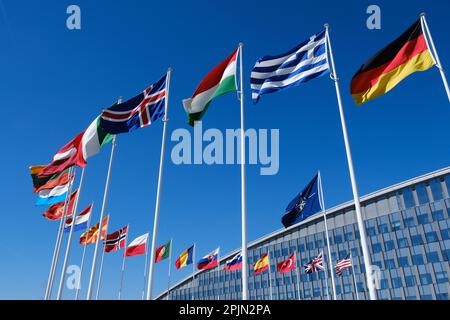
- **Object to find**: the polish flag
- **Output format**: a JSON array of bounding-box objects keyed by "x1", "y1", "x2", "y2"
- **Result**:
[{"x1": 124, "y1": 233, "x2": 149, "y2": 257}]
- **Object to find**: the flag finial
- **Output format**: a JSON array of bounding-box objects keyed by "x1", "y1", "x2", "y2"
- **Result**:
[{"x1": 420, "y1": 12, "x2": 426, "y2": 17}]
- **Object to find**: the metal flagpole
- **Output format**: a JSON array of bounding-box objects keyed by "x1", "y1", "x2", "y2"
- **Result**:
[
  {"x1": 86, "y1": 133, "x2": 117, "y2": 300},
  {"x1": 191, "y1": 243, "x2": 196, "y2": 300},
  {"x1": 45, "y1": 166, "x2": 75, "y2": 300},
  {"x1": 75, "y1": 204, "x2": 93, "y2": 300},
  {"x1": 350, "y1": 253, "x2": 359, "y2": 300},
  {"x1": 318, "y1": 171, "x2": 337, "y2": 300},
  {"x1": 420, "y1": 13, "x2": 450, "y2": 102},
  {"x1": 117, "y1": 224, "x2": 129, "y2": 300},
  {"x1": 146, "y1": 68, "x2": 172, "y2": 300},
  {"x1": 324, "y1": 24, "x2": 377, "y2": 300},
  {"x1": 56, "y1": 167, "x2": 86, "y2": 300},
  {"x1": 166, "y1": 239, "x2": 173, "y2": 300},
  {"x1": 95, "y1": 216, "x2": 110, "y2": 300},
  {"x1": 141, "y1": 236, "x2": 150, "y2": 300},
  {"x1": 238, "y1": 42, "x2": 249, "y2": 301},
  {"x1": 216, "y1": 247, "x2": 220, "y2": 300},
  {"x1": 321, "y1": 251, "x2": 330, "y2": 300},
  {"x1": 295, "y1": 253, "x2": 301, "y2": 300},
  {"x1": 267, "y1": 250, "x2": 273, "y2": 300}
]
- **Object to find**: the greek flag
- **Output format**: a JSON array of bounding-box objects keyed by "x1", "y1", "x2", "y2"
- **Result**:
[{"x1": 251, "y1": 30, "x2": 329, "y2": 104}]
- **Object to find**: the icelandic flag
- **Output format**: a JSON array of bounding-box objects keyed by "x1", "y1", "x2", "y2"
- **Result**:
[
  {"x1": 282, "y1": 173, "x2": 321, "y2": 228},
  {"x1": 64, "y1": 204, "x2": 92, "y2": 233},
  {"x1": 250, "y1": 30, "x2": 329, "y2": 104},
  {"x1": 224, "y1": 252, "x2": 242, "y2": 271},
  {"x1": 196, "y1": 248, "x2": 219, "y2": 270},
  {"x1": 100, "y1": 75, "x2": 167, "y2": 134}
]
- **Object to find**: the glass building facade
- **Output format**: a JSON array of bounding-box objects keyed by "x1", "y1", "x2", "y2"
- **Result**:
[{"x1": 157, "y1": 167, "x2": 450, "y2": 300}]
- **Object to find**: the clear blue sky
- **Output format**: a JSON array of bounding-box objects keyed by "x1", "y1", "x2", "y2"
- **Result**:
[{"x1": 0, "y1": 0, "x2": 449, "y2": 299}]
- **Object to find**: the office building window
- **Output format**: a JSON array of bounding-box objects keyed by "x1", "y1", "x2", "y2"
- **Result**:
[
  {"x1": 425, "y1": 231, "x2": 438, "y2": 243},
  {"x1": 405, "y1": 275, "x2": 416, "y2": 287},
  {"x1": 397, "y1": 238, "x2": 408, "y2": 248},
  {"x1": 416, "y1": 183, "x2": 428, "y2": 205},
  {"x1": 419, "y1": 273, "x2": 432, "y2": 285},
  {"x1": 435, "y1": 271, "x2": 448, "y2": 284},
  {"x1": 426, "y1": 251, "x2": 440, "y2": 263},
  {"x1": 412, "y1": 254, "x2": 424, "y2": 265},
  {"x1": 430, "y1": 178, "x2": 444, "y2": 201},
  {"x1": 391, "y1": 277, "x2": 402, "y2": 289},
  {"x1": 411, "y1": 235, "x2": 423, "y2": 246}
]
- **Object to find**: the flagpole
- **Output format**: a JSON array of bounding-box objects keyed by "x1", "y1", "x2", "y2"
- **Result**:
[
  {"x1": 267, "y1": 250, "x2": 273, "y2": 300},
  {"x1": 86, "y1": 133, "x2": 117, "y2": 300},
  {"x1": 75, "y1": 204, "x2": 93, "y2": 300},
  {"x1": 324, "y1": 24, "x2": 377, "y2": 300},
  {"x1": 318, "y1": 171, "x2": 337, "y2": 300},
  {"x1": 95, "y1": 216, "x2": 110, "y2": 300},
  {"x1": 141, "y1": 236, "x2": 150, "y2": 300},
  {"x1": 56, "y1": 167, "x2": 85, "y2": 300},
  {"x1": 45, "y1": 166, "x2": 75, "y2": 300},
  {"x1": 118, "y1": 225, "x2": 129, "y2": 300},
  {"x1": 321, "y1": 251, "x2": 330, "y2": 300},
  {"x1": 420, "y1": 13, "x2": 450, "y2": 102},
  {"x1": 191, "y1": 243, "x2": 196, "y2": 300},
  {"x1": 350, "y1": 253, "x2": 359, "y2": 300},
  {"x1": 146, "y1": 68, "x2": 172, "y2": 300},
  {"x1": 295, "y1": 252, "x2": 301, "y2": 300},
  {"x1": 166, "y1": 239, "x2": 173, "y2": 300},
  {"x1": 238, "y1": 42, "x2": 249, "y2": 301},
  {"x1": 216, "y1": 247, "x2": 220, "y2": 300}
]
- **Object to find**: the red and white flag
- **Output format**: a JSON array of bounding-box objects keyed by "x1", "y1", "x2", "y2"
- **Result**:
[
  {"x1": 277, "y1": 253, "x2": 296, "y2": 274},
  {"x1": 124, "y1": 233, "x2": 149, "y2": 257}
]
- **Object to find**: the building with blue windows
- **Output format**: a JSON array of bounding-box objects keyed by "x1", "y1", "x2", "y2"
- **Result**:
[{"x1": 157, "y1": 167, "x2": 450, "y2": 300}]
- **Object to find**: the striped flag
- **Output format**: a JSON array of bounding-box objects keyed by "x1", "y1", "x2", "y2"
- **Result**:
[
  {"x1": 335, "y1": 254, "x2": 352, "y2": 276},
  {"x1": 250, "y1": 30, "x2": 329, "y2": 104},
  {"x1": 64, "y1": 204, "x2": 93, "y2": 232}
]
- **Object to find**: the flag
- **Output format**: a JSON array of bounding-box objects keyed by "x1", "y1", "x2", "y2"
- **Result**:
[
  {"x1": 196, "y1": 248, "x2": 219, "y2": 270},
  {"x1": 282, "y1": 173, "x2": 321, "y2": 228},
  {"x1": 30, "y1": 167, "x2": 69, "y2": 193},
  {"x1": 351, "y1": 19, "x2": 435, "y2": 104},
  {"x1": 182, "y1": 49, "x2": 238, "y2": 126},
  {"x1": 251, "y1": 30, "x2": 329, "y2": 104},
  {"x1": 80, "y1": 215, "x2": 109, "y2": 245},
  {"x1": 64, "y1": 204, "x2": 93, "y2": 232},
  {"x1": 42, "y1": 189, "x2": 78, "y2": 220},
  {"x1": 100, "y1": 75, "x2": 167, "y2": 134},
  {"x1": 277, "y1": 253, "x2": 296, "y2": 274},
  {"x1": 38, "y1": 132, "x2": 85, "y2": 177},
  {"x1": 155, "y1": 240, "x2": 171, "y2": 263},
  {"x1": 104, "y1": 226, "x2": 128, "y2": 253},
  {"x1": 80, "y1": 116, "x2": 114, "y2": 163},
  {"x1": 35, "y1": 174, "x2": 74, "y2": 206},
  {"x1": 304, "y1": 251, "x2": 324, "y2": 273},
  {"x1": 175, "y1": 245, "x2": 194, "y2": 270},
  {"x1": 335, "y1": 254, "x2": 352, "y2": 276},
  {"x1": 253, "y1": 253, "x2": 269, "y2": 275},
  {"x1": 124, "y1": 233, "x2": 149, "y2": 257},
  {"x1": 224, "y1": 252, "x2": 242, "y2": 271}
]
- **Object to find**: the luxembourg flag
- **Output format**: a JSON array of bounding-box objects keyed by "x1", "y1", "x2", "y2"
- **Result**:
[
  {"x1": 124, "y1": 233, "x2": 149, "y2": 257},
  {"x1": 64, "y1": 204, "x2": 93, "y2": 233},
  {"x1": 224, "y1": 252, "x2": 242, "y2": 271},
  {"x1": 196, "y1": 248, "x2": 219, "y2": 270}
]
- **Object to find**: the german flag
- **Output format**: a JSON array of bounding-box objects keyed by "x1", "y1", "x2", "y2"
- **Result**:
[{"x1": 351, "y1": 19, "x2": 435, "y2": 104}]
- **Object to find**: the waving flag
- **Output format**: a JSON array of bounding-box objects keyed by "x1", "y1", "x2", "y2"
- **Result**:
[
  {"x1": 253, "y1": 253, "x2": 269, "y2": 275},
  {"x1": 104, "y1": 226, "x2": 128, "y2": 253},
  {"x1": 80, "y1": 215, "x2": 109, "y2": 245},
  {"x1": 124, "y1": 233, "x2": 149, "y2": 257},
  {"x1": 304, "y1": 251, "x2": 324, "y2": 274},
  {"x1": 175, "y1": 245, "x2": 194, "y2": 270},
  {"x1": 155, "y1": 240, "x2": 171, "y2": 263},
  {"x1": 251, "y1": 30, "x2": 329, "y2": 104},
  {"x1": 182, "y1": 49, "x2": 238, "y2": 126},
  {"x1": 351, "y1": 19, "x2": 434, "y2": 104},
  {"x1": 197, "y1": 248, "x2": 219, "y2": 270},
  {"x1": 282, "y1": 173, "x2": 321, "y2": 228},
  {"x1": 64, "y1": 204, "x2": 93, "y2": 232},
  {"x1": 80, "y1": 117, "x2": 114, "y2": 163},
  {"x1": 100, "y1": 75, "x2": 167, "y2": 134},
  {"x1": 335, "y1": 254, "x2": 352, "y2": 276},
  {"x1": 30, "y1": 167, "x2": 69, "y2": 193},
  {"x1": 35, "y1": 174, "x2": 74, "y2": 206},
  {"x1": 277, "y1": 253, "x2": 296, "y2": 274},
  {"x1": 42, "y1": 189, "x2": 78, "y2": 221},
  {"x1": 224, "y1": 252, "x2": 242, "y2": 271}
]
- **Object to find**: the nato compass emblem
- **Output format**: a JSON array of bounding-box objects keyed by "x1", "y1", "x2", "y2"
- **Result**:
[{"x1": 295, "y1": 193, "x2": 315, "y2": 213}]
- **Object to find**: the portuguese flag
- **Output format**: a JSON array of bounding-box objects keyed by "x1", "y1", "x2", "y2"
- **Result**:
[
  {"x1": 182, "y1": 48, "x2": 238, "y2": 126},
  {"x1": 350, "y1": 19, "x2": 435, "y2": 105},
  {"x1": 155, "y1": 240, "x2": 171, "y2": 263}
]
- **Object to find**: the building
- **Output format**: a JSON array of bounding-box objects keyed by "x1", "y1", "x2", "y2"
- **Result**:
[{"x1": 157, "y1": 167, "x2": 450, "y2": 300}]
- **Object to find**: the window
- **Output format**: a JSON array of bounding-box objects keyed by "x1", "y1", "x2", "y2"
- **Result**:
[
  {"x1": 366, "y1": 227, "x2": 376, "y2": 236},
  {"x1": 412, "y1": 254, "x2": 424, "y2": 265},
  {"x1": 385, "y1": 259, "x2": 396, "y2": 269},
  {"x1": 420, "y1": 274, "x2": 432, "y2": 285},
  {"x1": 344, "y1": 231, "x2": 353, "y2": 241},
  {"x1": 411, "y1": 235, "x2": 423, "y2": 246},
  {"x1": 425, "y1": 231, "x2": 438, "y2": 243},
  {"x1": 378, "y1": 223, "x2": 389, "y2": 234},
  {"x1": 344, "y1": 284, "x2": 352, "y2": 293},
  {"x1": 398, "y1": 256, "x2": 409, "y2": 267},
  {"x1": 435, "y1": 271, "x2": 448, "y2": 284},
  {"x1": 430, "y1": 179, "x2": 443, "y2": 201},
  {"x1": 417, "y1": 214, "x2": 429, "y2": 225},
  {"x1": 384, "y1": 240, "x2": 395, "y2": 251},
  {"x1": 402, "y1": 188, "x2": 415, "y2": 208},
  {"x1": 426, "y1": 251, "x2": 440, "y2": 263},
  {"x1": 379, "y1": 279, "x2": 389, "y2": 289},
  {"x1": 441, "y1": 229, "x2": 450, "y2": 240},
  {"x1": 372, "y1": 243, "x2": 382, "y2": 253},
  {"x1": 416, "y1": 183, "x2": 428, "y2": 205},
  {"x1": 334, "y1": 234, "x2": 343, "y2": 244},
  {"x1": 391, "y1": 220, "x2": 401, "y2": 231},
  {"x1": 397, "y1": 238, "x2": 408, "y2": 248},
  {"x1": 405, "y1": 275, "x2": 416, "y2": 287},
  {"x1": 392, "y1": 277, "x2": 403, "y2": 289}
]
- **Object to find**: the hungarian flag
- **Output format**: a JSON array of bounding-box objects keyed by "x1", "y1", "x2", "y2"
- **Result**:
[
  {"x1": 42, "y1": 189, "x2": 78, "y2": 220},
  {"x1": 182, "y1": 48, "x2": 238, "y2": 126},
  {"x1": 155, "y1": 240, "x2": 171, "y2": 263},
  {"x1": 351, "y1": 19, "x2": 435, "y2": 104},
  {"x1": 80, "y1": 215, "x2": 109, "y2": 245},
  {"x1": 104, "y1": 226, "x2": 128, "y2": 253},
  {"x1": 124, "y1": 233, "x2": 149, "y2": 257},
  {"x1": 253, "y1": 253, "x2": 269, "y2": 275},
  {"x1": 175, "y1": 245, "x2": 194, "y2": 269},
  {"x1": 196, "y1": 248, "x2": 219, "y2": 270},
  {"x1": 277, "y1": 253, "x2": 296, "y2": 274}
]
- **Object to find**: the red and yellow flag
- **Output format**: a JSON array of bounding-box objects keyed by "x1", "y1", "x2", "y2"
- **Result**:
[
  {"x1": 80, "y1": 215, "x2": 109, "y2": 245},
  {"x1": 350, "y1": 19, "x2": 434, "y2": 104},
  {"x1": 253, "y1": 253, "x2": 269, "y2": 275}
]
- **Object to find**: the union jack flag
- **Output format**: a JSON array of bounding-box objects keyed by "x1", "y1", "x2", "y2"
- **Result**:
[
  {"x1": 335, "y1": 254, "x2": 352, "y2": 276},
  {"x1": 100, "y1": 74, "x2": 167, "y2": 134},
  {"x1": 304, "y1": 251, "x2": 325, "y2": 273},
  {"x1": 104, "y1": 226, "x2": 128, "y2": 253}
]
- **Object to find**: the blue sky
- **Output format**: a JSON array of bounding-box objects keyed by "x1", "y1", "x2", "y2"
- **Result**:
[{"x1": 0, "y1": 0, "x2": 449, "y2": 299}]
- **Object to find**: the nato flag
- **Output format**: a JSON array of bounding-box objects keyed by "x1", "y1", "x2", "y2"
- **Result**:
[{"x1": 282, "y1": 174, "x2": 322, "y2": 228}]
